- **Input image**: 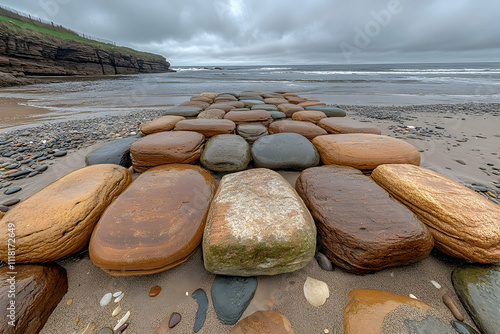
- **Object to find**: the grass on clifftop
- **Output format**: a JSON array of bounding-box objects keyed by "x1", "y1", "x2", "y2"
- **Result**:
[{"x1": 0, "y1": 14, "x2": 165, "y2": 62}]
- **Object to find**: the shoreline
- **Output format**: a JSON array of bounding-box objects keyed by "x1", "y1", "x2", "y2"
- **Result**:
[{"x1": 1, "y1": 99, "x2": 498, "y2": 333}]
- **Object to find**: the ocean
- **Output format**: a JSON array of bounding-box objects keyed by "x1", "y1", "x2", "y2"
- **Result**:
[{"x1": 1, "y1": 62, "x2": 499, "y2": 130}]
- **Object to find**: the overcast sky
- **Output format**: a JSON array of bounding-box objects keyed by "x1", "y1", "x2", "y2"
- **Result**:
[{"x1": 2, "y1": 0, "x2": 500, "y2": 66}]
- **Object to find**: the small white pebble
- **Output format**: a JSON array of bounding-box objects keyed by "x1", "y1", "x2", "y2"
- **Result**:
[
  {"x1": 409, "y1": 294, "x2": 417, "y2": 299},
  {"x1": 112, "y1": 305, "x2": 121, "y2": 317},
  {"x1": 390, "y1": 272, "x2": 394, "y2": 277},
  {"x1": 112, "y1": 291, "x2": 122, "y2": 298},
  {"x1": 431, "y1": 280, "x2": 441, "y2": 289},
  {"x1": 324, "y1": 329, "x2": 330, "y2": 334},
  {"x1": 186, "y1": 291, "x2": 189, "y2": 296},
  {"x1": 114, "y1": 293, "x2": 124, "y2": 303},
  {"x1": 100, "y1": 293, "x2": 112, "y2": 307}
]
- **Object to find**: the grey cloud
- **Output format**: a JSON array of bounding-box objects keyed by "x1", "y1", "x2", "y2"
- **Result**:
[{"x1": 2, "y1": 0, "x2": 500, "y2": 65}]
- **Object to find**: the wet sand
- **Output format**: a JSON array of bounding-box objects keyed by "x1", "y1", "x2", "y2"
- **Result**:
[{"x1": 2, "y1": 103, "x2": 498, "y2": 333}]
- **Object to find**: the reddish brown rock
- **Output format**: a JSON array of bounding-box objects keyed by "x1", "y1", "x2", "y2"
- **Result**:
[
  {"x1": 0, "y1": 264, "x2": 68, "y2": 334},
  {"x1": 312, "y1": 134, "x2": 420, "y2": 170},
  {"x1": 215, "y1": 96, "x2": 238, "y2": 102},
  {"x1": 277, "y1": 104, "x2": 305, "y2": 117},
  {"x1": 179, "y1": 101, "x2": 210, "y2": 109},
  {"x1": 262, "y1": 93, "x2": 283, "y2": 98},
  {"x1": 90, "y1": 165, "x2": 216, "y2": 275},
  {"x1": 372, "y1": 164, "x2": 500, "y2": 263},
  {"x1": 264, "y1": 97, "x2": 288, "y2": 106},
  {"x1": 318, "y1": 118, "x2": 382, "y2": 135},
  {"x1": 344, "y1": 289, "x2": 432, "y2": 334},
  {"x1": 0, "y1": 211, "x2": 4, "y2": 220},
  {"x1": 224, "y1": 110, "x2": 273, "y2": 126},
  {"x1": 149, "y1": 285, "x2": 162, "y2": 297},
  {"x1": 140, "y1": 115, "x2": 185, "y2": 135},
  {"x1": 292, "y1": 110, "x2": 327, "y2": 124},
  {"x1": 200, "y1": 92, "x2": 217, "y2": 99},
  {"x1": 0, "y1": 165, "x2": 131, "y2": 263},
  {"x1": 230, "y1": 311, "x2": 294, "y2": 334},
  {"x1": 191, "y1": 96, "x2": 213, "y2": 103},
  {"x1": 197, "y1": 109, "x2": 227, "y2": 119},
  {"x1": 298, "y1": 101, "x2": 326, "y2": 108},
  {"x1": 269, "y1": 120, "x2": 328, "y2": 140},
  {"x1": 281, "y1": 93, "x2": 298, "y2": 97},
  {"x1": 130, "y1": 131, "x2": 204, "y2": 172},
  {"x1": 296, "y1": 165, "x2": 433, "y2": 274},
  {"x1": 285, "y1": 96, "x2": 307, "y2": 104},
  {"x1": 206, "y1": 103, "x2": 236, "y2": 112},
  {"x1": 174, "y1": 119, "x2": 236, "y2": 137}
]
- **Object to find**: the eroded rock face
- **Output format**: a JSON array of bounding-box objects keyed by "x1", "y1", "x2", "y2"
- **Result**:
[
  {"x1": 343, "y1": 289, "x2": 433, "y2": 334},
  {"x1": 90, "y1": 164, "x2": 216, "y2": 275},
  {"x1": 130, "y1": 131, "x2": 205, "y2": 172},
  {"x1": 0, "y1": 264, "x2": 68, "y2": 334},
  {"x1": 296, "y1": 165, "x2": 433, "y2": 274},
  {"x1": 140, "y1": 116, "x2": 185, "y2": 135},
  {"x1": 174, "y1": 119, "x2": 236, "y2": 137},
  {"x1": 372, "y1": 164, "x2": 500, "y2": 263},
  {"x1": 0, "y1": 164, "x2": 131, "y2": 263},
  {"x1": 269, "y1": 120, "x2": 328, "y2": 140},
  {"x1": 230, "y1": 311, "x2": 294, "y2": 334},
  {"x1": 203, "y1": 168, "x2": 316, "y2": 276},
  {"x1": 312, "y1": 134, "x2": 420, "y2": 170},
  {"x1": 318, "y1": 118, "x2": 381, "y2": 135}
]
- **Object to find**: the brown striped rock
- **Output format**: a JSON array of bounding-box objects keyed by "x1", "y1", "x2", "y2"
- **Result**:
[
  {"x1": 344, "y1": 289, "x2": 432, "y2": 334},
  {"x1": 277, "y1": 103, "x2": 304, "y2": 117},
  {"x1": 191, "y1": 96, "x2": 213, "y2": 103},
  {"x1": 0, "y1": 264, "x2": 68, "y2": 334},
  {"x1": 90, "y1": 165, "x2": 216, "y2": 275},
  {"x1": 224, "y1": 110, "x2": 273, "y2": 126},
  {"x1": 296, "y1": 165, "x2": 433, "y2": 274},
  {"x1": 292, "y1": 110, "x2": 327, "y2": 124},
  {"x1": 0, "y1": 164, "x2": 131, "y2": 263},
  {"x1": 263, "y1": 97, "x2": 288, "y2": 106},
  {"x1": 174, "y1": 119, "x2": 236, "y2": 137},
  {"x1": 269, "y1": 120, "x2": 328, "y2": 140},
  {"x1": 130, "y1": 131, "x2": 204, "y2": 172},
  {"x1": 140, "y1": 115, "x2": 185, "y2": 135},
  {"x1": 298, "y1": 101, "x2": 326, "y2": 108},
  {"x1": 206, "y1": 103, "x2": 236, "y2": 112},
  {"x1": 318, "y1": 118, "x2": 382, "y2": 135},
  {"x1": 312, "y1": 134, "x2": 420, "y2": 170},
  {"x1": 197, "y1": 109, "x2": 226, "y2": 119},
  {"x1": 372, "y1": 164, "x2": 500, "y2": 262},
  {"x1": 200, "y1": 92, "x2": 217, "y2": 99},
  {"x1": 230, "y1": 311, "x2": 294, "y2": 334},
  {"x1": 203, "y1": 168, "x2": 316, "y2": 276},
  {"x1": 285, "y1": 96, "x2": 307, "y2": 104}
]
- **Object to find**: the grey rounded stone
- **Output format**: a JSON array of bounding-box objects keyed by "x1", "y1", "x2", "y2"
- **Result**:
[
  {"x1": 237, "y1": 124, "x2": 268, "y2": 144},
  {"x1": 305, "y1": 105, "x2": 347, "y2": 117},
  {"x1": 201, "y1": 135, "x2": 250, "y2": 172},
  {"x1": 252, "y1": 104, "x2": 277, "y2": 111},
  {"x1": 242, "y1": 100, "x2": 265, "y2": 107},
  {"x1": 252, "y1": 133, "x2": 320, "y2": 170},
  {"x1": 269, "y1": 111, "x2": 287, "y2": 120},
  {"x1": 4, "y1": 187, "x2": 22, "y2": 195},
  {"x1": 97, "y1": 328, "x2": 114, "y2": 334},
  {"x1": 239, "y1": 95, "x2": 264, "y2": 101},
  {"x1": 315, "y1": 252, "x2": 334, "y2": 271},
  {"x1": 2, "y1": 198, "x2": 20, "y2": 206},
  {"x1": 53, "y1": 150, "x2": 67, "y2": 157},
  {"x1": 86, "y1": 137, "x2": 139, "y2": 167},
  {"x1": 211, "y1": 275, "x2": 257, "y2": 325}
]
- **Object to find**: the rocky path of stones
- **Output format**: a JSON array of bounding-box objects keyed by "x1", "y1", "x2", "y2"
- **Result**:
[{"x1": 1, "y1": 91, "x2": 498, "y2": 333}]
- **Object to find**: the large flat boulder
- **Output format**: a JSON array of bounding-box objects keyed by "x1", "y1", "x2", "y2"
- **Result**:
[
  {"x1": 312, "y1": 134, "x2": 420, "y2": 170},
  {"x1": 174, "y1": 119, "x2": 236, "y2": 137},
  {"x1": 292, "y1": 110, "x2": 327, "y2": 124},
  {"x1": 0, "y1": 264, "x2": 68, "y2": 334},
  {"x1": 318, "y1": 118, "x2": 381, "y2": 135},
  {"x1": 179, "y1": 101, "x2": 210, "y2": 109},
  {"x1": 277, "y1": 103, "x2": 304, "y2": 117},
  {"x1": 206, "y1": 103, "x2": 236, "y2": 112},
  {"x1": 0, "y1": 164, "x2": 131, "y2": 263},
  {"x1": 371, "y1": 164, "x2": 500, "y2": 263},
  {"x1": 224, "y1": 110, "x2": 273, "y2": 126},
  {"x1": 197, "y1": 109, "x2": 226, "y2": 119},
  {"x1": 305, "y1": 105, "x2": 347, "y2": 117},
  {"x1": 452, "y1": 265, "x2": 500, "y2": 334},
  {"x1": 203, "y1": 168, "x2": 316, "y2": 276},
  {"x1": 269, "y1": 120, "x2": 328, "y2": 140},
  {"x1": 344, "y1": 289, "x2": 433, "y2": 334},
  {"x1": 140, "y1": 115, "x2": 185, "y2": 135},
  {"x1": 201, "y1": 134, "x2": 250, "y2": 172},
  {"x1": 251, "y1": 133, "x2": 320, "y2": 170},
  {"x1": 85, "y1": 136, "x2": 139, "y2": 167},
  {"x1": 296, "y1": 165, "x2": 433, "y2": 274},
  {"x1": 237, "y1": 124, "x2": 268, "y2": 144},
  {"x1": 90, "y1": 165, "x2": 216, "y2": 275},
  {"x1": 130, "y1": 131, "x2": 204, "y2": 172}
]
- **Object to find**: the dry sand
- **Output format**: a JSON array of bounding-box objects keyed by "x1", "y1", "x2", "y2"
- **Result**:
[{"x1": 3, "y1": 105, "x2": 498, "y2": 333}]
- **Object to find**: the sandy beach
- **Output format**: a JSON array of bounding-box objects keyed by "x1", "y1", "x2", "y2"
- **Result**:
[{"x1": 1, "y1": 99, "x2": 499, "y2": 334}]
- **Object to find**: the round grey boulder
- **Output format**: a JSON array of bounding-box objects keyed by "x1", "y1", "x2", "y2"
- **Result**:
[{"x1": 201, "y1": 134, "x2": 250, "y2": 172}]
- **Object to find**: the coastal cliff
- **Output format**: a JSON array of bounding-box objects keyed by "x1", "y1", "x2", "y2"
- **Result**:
[{"x1": 0, "y1": 30, "x2": 171, "y2": 76}]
